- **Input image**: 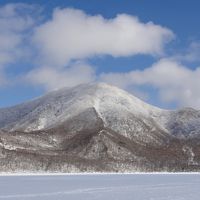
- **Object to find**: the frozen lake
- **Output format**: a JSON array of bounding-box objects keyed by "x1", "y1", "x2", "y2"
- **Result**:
[{"x1": 0, "y1": 174, "x2": 200, "y2": 200}]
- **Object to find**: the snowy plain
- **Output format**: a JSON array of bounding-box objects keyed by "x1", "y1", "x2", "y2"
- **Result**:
[{"x1": 0, "y1": 174, "x2": 199, "y2": 200}]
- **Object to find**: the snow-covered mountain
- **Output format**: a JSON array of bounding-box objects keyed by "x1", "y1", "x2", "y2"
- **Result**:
[{"x1": 0, "y1": 83, "x2": 200, "y2": 172}]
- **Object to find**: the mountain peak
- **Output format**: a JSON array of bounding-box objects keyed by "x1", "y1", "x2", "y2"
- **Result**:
[
  {"x1": 0, "y1": 82, "x2": 161, "y2": 132},
  {"x1": 1, "y1": 82, "x2": 200, "y2": 172},
  {"x1": 0, "y1": 82, "x2": 199, "y2": 139}
]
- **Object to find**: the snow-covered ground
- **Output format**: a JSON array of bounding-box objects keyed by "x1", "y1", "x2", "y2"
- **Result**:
[{"x1": 0, "y1": 174, "x2": 200, "y2": 199}]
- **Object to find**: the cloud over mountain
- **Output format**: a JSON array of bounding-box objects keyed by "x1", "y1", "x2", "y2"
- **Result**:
[
  {"x1": 101, "y1": 58, "x2": 200, "y2": 108},
  {"x1": 1, "y1": 3, "x2": 200, "y2": 109},
  {"x1": 26, "y1": 62, "x2": 96, "y2": 90},
  {"x1": 33, "y1": 8, "x2": 174, "y2": 66}
]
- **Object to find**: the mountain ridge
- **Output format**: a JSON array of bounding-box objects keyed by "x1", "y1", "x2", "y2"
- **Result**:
[{"x1": 0, "y1": 82, "x2": 200, "y2": 172}]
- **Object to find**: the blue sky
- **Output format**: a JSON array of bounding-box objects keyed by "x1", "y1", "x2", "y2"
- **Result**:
[{"x1": 0, "y1": 0, "x2": 200, "y2": 109}]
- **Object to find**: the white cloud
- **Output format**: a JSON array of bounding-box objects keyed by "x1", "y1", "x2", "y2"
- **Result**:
[
  {"x1": 4, "y1": 4, "x2": 199, "y2": 110},
  {"x1": 180, "y1": 41, "x2": 200, "y2": 62},
  {"x1": 100, "y1": 59, "x2": 200, "y2": 108},
  {"x1": 0, "y1": 3, "x2": 41, "y2": 89},
  {"x1": 33, "y1": 8, "x2": 174, "y2": 66},
  {"x1": 26, "y1": 62, "x2": 96, "y2": 91},
  {"x1": 29, "y1": 8, "x2": 174, "y2": 91},
  {"x1": 0, "y1": 3, "x2": 37, "y2": 67},
  {"x1": 0, "y1": 5, "x2": 175, "y2": 94}
]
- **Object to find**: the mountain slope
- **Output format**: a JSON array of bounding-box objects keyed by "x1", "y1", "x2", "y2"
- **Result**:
[
  {"x1": 0, "y1": 83, "x2": 160, "y2": 129},
  {"x1": 0, "y1": 82, "x2": 200, "y2": 172},
  {"x1": 0, "y1": 83, "x2": 168, "y2": 144}
]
